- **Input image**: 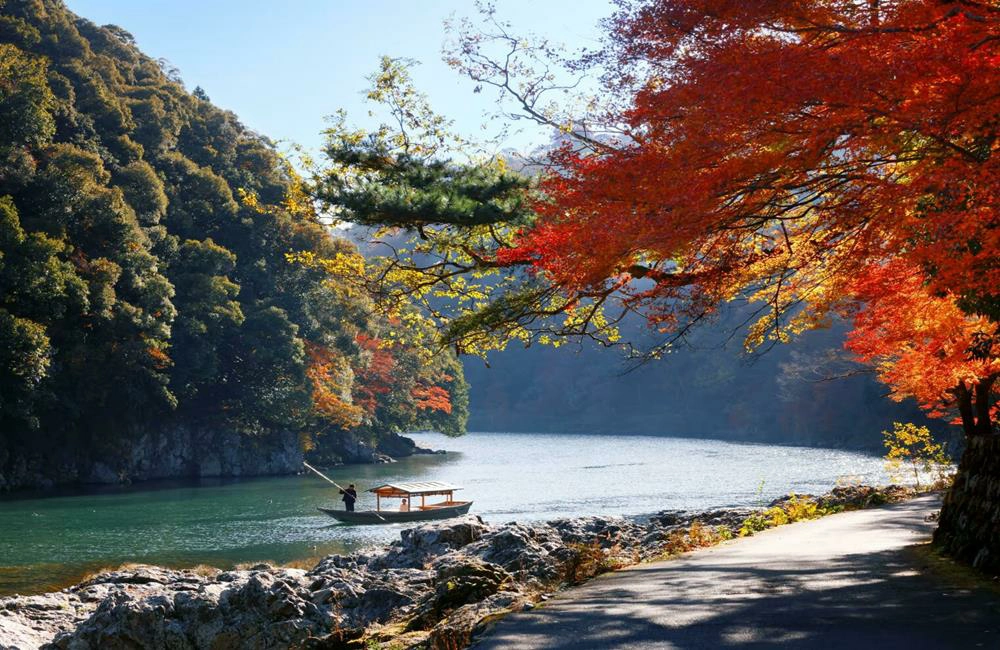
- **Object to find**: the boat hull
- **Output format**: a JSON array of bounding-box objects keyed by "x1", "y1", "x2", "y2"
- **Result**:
[{"x1": 318, "y1": 501, "x2": 473, "y2": 524}]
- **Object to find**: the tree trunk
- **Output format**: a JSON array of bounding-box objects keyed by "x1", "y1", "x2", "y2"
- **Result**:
[
  {"x1": 974, "y1": 377, "x2": 994, "y2": 436},
  {"x1": 933, "y1": 375, "x2": 998, "y2": 573}
]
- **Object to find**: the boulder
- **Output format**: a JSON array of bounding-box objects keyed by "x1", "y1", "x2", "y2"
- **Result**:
[
  {"x1": 340, "y1": 568, "x2": 434, "y2": 628},
  {"x1": 549, "y1": 515, "x2": 644, "y2": 548},
  {"x1": 374, "y1": 516, "x2": 490, "y2": 569},
  {"x1": 819, "y1": 484, "x2": 914, "y2": 508},
  {"x1": 425, "y1": 591, "x2": 524, "y2": 650},
  {"x1": 408, "y1": 557, "x2": 512, "y2": 629},
  {"x1": 649, "y1": 507, "x2": 758, "y2": 533},
  {"x1": 375, "y1": 433, "x2": 419, "y2": 458},
  {"x1": 461, "y1": 523, "x2": 567, "y2": 583},
  {"x1": 45, "y1": 568, "x2": 332, "y2": 650}
]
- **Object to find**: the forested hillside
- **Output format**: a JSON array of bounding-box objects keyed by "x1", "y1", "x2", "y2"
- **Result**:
[
  {"x1": 464, "y1": 315, "x2": 941, "y2": 449},
  {"x1": 0, "y1": 0, "x2": 467, "y2": 489}
]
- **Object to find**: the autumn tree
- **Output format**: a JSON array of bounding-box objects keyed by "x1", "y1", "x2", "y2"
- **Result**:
[
  {"x1": 308, "y1": 57, "x2": 626, "y2": 358},
  {"x1": 463, "y1": 0, "x2": 1000, "y2": 569},
  {"x1": 314, "y1": 2, "x2": 999, "y2": 569}
]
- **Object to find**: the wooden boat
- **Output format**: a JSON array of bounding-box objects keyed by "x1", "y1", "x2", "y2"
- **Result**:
[{"x1": 318, "y1": 481, "x2": 473, "y2": 525}]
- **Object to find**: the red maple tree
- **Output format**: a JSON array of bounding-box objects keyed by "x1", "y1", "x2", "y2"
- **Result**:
[{"x1": 500, "y1": 0, "x2": 998, "y2": 438}]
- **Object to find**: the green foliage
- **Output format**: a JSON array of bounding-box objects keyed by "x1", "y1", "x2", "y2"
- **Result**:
[
  {"x1": 0, "y1": 43, "x2": 54, "y2": 148},
  {"x1": 114, "y1": 161, "x2": 167, "y2": 224},
  {"x1": 739, "y1": 494, "x2": 824, "y2": 537},
  {"x1": 882, "y1": 422, "x2": 953, "y2": 491},
  {"x1": 0, "y1": 1, "x2": 468, "y2": 467},
  {"x1": 738, "y1": 511, "x2": 771, "y2": 537},
  {"x1": 0, "y1": 308, "x2": 51, "y2": 426},
  {"x1": 308, "y1": 57, "x2": 621, "y2": 357}
]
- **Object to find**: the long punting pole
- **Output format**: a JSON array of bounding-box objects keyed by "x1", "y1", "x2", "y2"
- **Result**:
[
  {"x1": 302, "y1": 462, "x2": 386, "y2": 522},
  {"x1": 303, "y1": 461, "x2": 346, "y2": 490}
]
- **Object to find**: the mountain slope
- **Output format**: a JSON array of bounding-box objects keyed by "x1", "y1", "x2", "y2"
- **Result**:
[{"x1": 0, "y1": 0, "x2": 467, "y2": 489}]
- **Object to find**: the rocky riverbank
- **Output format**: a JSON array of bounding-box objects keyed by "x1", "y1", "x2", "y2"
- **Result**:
[
  {"x1": 0, "y1": 485, "x2": 914, "y2": 650},
  {"x1": 0, "y1": 429, "x2": 437, "y2": 492}
]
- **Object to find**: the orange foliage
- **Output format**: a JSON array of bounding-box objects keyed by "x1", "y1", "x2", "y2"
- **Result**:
[
  {"x1": 305, "y1": 342, "x2": 363, "y2": 429},
  {"x1": 503, "y1": 0, "x2": 1000, "y2": 434},
  {"x1": 353, "y1": 334, "x2": 397, "y2": 416},
  {"x1": 411, "y1": 385, "x2": 453, "y2": 414},
  {"x1": 351, "y1": 334, "x2": 454, "y2": 417},
  {"x1": 845, "y1": 261, "x2": 999, "y2": 422},
  {"x1": 146, "y1": 345, "x2": 172, "y2": 370}
]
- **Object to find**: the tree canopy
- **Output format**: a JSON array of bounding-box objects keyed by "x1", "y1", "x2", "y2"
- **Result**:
[
  {"x1": 319, "y1": 1, "x2": 997, "y2": 442},
  {"x1": 504, "y1": 0, "x2": 1000, "y2": 437},
  {"x1": 0, "y1": 0, "x2": 467, "y2": 471}
]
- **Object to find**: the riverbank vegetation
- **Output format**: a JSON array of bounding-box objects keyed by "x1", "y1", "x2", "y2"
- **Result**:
[
  {"x1": 882, "y1": 422, "x2": 954, "y2": 491},
  {"x1": 0, "y1": 1, "x2": 467, "y2": 489}
]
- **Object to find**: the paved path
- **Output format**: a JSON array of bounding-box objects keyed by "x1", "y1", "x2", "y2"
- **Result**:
[{"x1": 475, "y1": 495, "x2": 1000, "y2": 649}]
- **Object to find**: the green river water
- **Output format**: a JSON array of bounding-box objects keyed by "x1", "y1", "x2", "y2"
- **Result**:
[{"x1": 0, "y1": 432, "x2": 891, "y2": 596}]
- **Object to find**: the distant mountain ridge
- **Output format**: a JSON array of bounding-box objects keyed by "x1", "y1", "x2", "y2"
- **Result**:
[{"x1": 463, "y1": 314, "x2": 941, "y2": 450}]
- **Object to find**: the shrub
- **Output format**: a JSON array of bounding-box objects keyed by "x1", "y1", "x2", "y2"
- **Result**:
[
  {"x1": 739, "y1": 512, "x2": 771, "y2": 537},
  {"x1": 882, "y1": 422, "x2": 953, "y2": 491},
  {"x1": 564, "y1": 540, "x2": 630, "y2": 584},
  {"x1": 766, "y1": 506, "x2": 789, "y2": 527},
  {"x1": 660, "y1": 522, "x2": 732, "y2": 556},
  {"x1": 740, "y1": 494, "x2": 823, "y2": 536},
  {"x1": 783, "y1": 494, "x2": 820, "y2": 522}
]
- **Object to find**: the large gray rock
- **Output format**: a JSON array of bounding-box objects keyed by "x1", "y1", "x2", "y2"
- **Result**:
[
  {"x1": 461, "y1": 523, "x2": 568, "y2": 583},
  {"x1": 425, "y1": 591, "x2": 524, "y2": 650},
  {"x1": 371, "y1": 515, "x2": 490, "y2": 570},
  {"x1": 408, "y1": 557, "x2": 512, "y2": 630},
  {"x1": 548, "y1": 515, "x2": 645, "y2": 547},
  {"x1": 44, "y1": 567, "x2": 336, "y2": 650},
  {"x1": 376, "y1": 432, "x2": 439, "y2": 458}
]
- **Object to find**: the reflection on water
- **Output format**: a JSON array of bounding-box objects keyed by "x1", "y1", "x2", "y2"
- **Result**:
[{"x1": 0, "y1": 432, "x2": 890, "y2": 596}]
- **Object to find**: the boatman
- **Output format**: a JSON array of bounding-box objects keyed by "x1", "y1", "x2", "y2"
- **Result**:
[{"x1": 340, "y1": 484, "x2": 358, "y2": 512}]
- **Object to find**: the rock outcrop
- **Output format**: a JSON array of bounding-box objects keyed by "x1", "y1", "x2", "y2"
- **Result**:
[
  {"x1": 0, "y1": 513, "x2": 701, "y2": 649},
  {"x1": 0, "y1": 426, "x2": 305, "y2": 492},
  {"x1": 0, "y1": 429, "x2": 436, "y2": 492}
]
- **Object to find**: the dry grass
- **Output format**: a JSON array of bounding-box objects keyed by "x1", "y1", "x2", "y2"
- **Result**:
[
  {"x1": 230, "y1": 558, "x2": 311, "y2": 571},
  {"x1": 563, "y1": 540, "x2": 636, "y2": 585},
  {"x1": 359, "y1": 622, "x2": 423, "y2": 650},
  {"x1": 187, "y1": 564, "x2": 222, "y2": 577},
  {"x1": 907, "y1": 543, "x2": 1000, "y2": 595},
  {"x1": 78, "y1": 562, "x2": 152, "y2": 582},
  {"x1": 283, "y1": 557, "x2": 320, "y2": 570},
  {"x1": 75, "y1": 562, "x2": 223, "y2": 584},
  {"x1": 656, "y1": 522, "x2": 732, "y2": 560}
]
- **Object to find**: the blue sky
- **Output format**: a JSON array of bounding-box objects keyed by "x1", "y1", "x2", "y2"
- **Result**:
[{"x1": 65, "y1": 1, "x2": 613, "y2": 155}]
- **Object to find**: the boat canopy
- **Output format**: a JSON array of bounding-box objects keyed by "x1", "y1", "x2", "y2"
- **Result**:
[{"x1": 368, "y1": 481, "x2": 462, "y2": 497}]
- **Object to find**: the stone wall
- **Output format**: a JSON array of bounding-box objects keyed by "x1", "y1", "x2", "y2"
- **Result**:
[{"x1": 934, "y1": 435, "x2": 1000, "y2": 574}]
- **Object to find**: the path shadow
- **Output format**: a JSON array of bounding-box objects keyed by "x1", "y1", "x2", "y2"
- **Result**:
[{"x1": 475, "y1": 503, "x2": 1000, "y2": 649}]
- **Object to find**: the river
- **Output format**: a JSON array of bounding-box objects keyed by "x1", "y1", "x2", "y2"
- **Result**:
[{"x1": 0, "y1": 432, "x2": 891, "y2": 596}]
